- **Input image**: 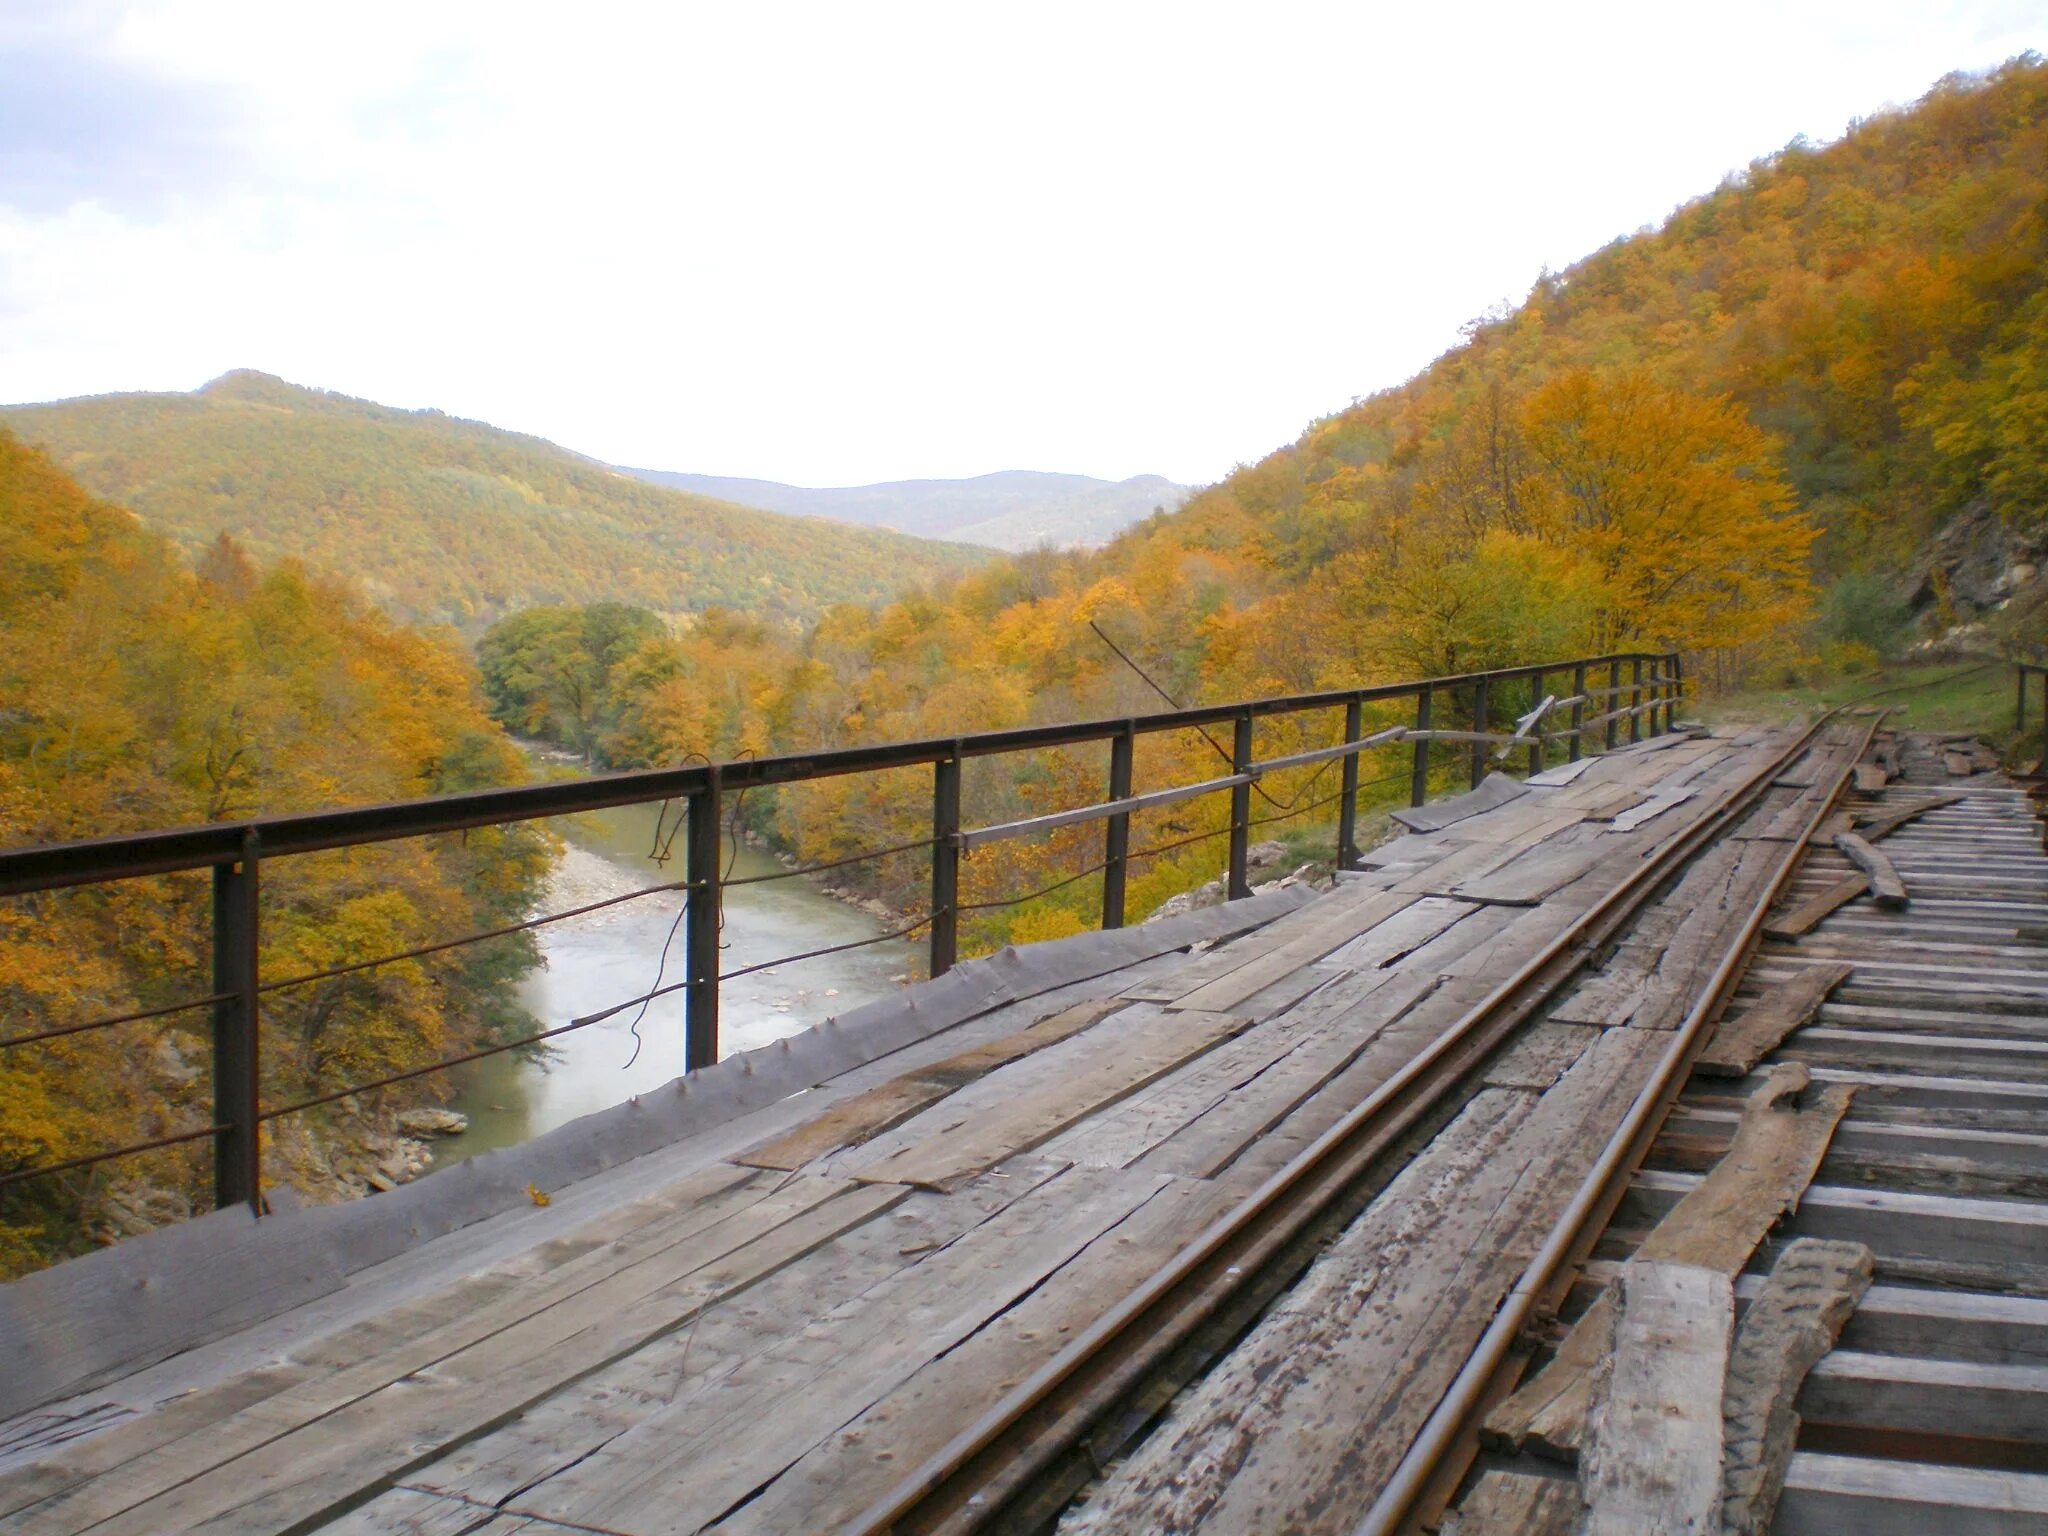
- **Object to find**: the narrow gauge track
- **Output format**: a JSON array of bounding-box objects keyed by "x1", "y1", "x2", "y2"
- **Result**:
[
  {"x1": 1410, "y1": 732, "x2": 2048, "y2": 1535},
  {"x1": 841, "y1": 709, "x2": 1878, "y2": 1536}
]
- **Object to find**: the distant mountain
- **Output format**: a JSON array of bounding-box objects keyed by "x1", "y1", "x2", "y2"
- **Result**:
[
  {"x1": 1, "y1": 372, "x2": 991, "y2": 632},
  {"x1": 618, "y1": 467, "x2": 1192, "y2": 551}
]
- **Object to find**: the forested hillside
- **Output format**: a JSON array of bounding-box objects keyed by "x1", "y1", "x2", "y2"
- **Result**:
[
  {"x1": 620, "y1": 467, "x2": 1191, "y2": 550},
  {"x1": 1, "y1": 372, "x2": 990, "y2": 632},
  {"x1": 484, "y1": 58, "x2": 2048, "y2": 948},
  {"x1": 0, "y1": 431, "x2": 551, "y2": 1276}
]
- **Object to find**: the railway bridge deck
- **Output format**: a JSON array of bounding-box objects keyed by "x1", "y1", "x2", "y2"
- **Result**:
[{"x1": 4, "y1": 712, "x2": 2045, "y2": 1535}]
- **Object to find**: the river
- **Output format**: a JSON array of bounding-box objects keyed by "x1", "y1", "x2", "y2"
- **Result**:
[{"x1": 438, "y1": 797, "x2": 918, "y2": 1161}]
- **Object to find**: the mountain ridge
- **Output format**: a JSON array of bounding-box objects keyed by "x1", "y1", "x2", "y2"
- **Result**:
[
  {"x1": 1, "y1": 372, "x2": 991, "y2": 632},
  {"x1": 619, "y1": 465, "x2": 1190, "y2": 551}
]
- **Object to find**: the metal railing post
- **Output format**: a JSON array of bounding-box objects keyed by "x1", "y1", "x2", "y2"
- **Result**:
[
  {"x1": 1338, "y1": 697, "x2": 1364, "y2": 870},
  {"x1": 930, "y1": 750, "x2": 961, "y2": 974},
  {"x1": 211, "y1": 829, "x2": 262, "y2": 1213},
  {"x1": 1528, "y1": 671, "x2": 1545, "y2": 776},
  {"x1": 1605, "y1": 660, "x2": 1622, "y2": 751},
  {"x1": 1470, "y1": 678, "x2": 1490, "y2": 789},
  {"x1": 1570, "y1": 662, "x2": 1587, "y2": 762},
  {"x1": 1102, "y1": 723, "x2": 1135, "y2": 929},
  {"x1": 684, "y1": 771, "x2": 722, "y2": 1071},
  {"x1": 1227, "y1": 711, "x2": 1254, "y2": 900},
  {"x1": 1411, "y1": 688, "x2": 1432, "y2": 808}
]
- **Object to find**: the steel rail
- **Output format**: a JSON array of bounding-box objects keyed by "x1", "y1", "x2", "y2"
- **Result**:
[
  {"x1": 1352, "y1": 705, "x2": 1885, "y2": 1536},
  {"x1": 835, "y1": 710, "x2": 1839, "y2": 1536}
]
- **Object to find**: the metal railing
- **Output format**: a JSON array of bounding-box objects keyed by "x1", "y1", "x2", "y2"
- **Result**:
[{"x1": 0, "y1": 650, "x2": 1681, "y2": 1215}]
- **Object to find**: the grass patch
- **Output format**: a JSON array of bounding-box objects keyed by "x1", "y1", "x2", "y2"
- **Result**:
[{"x1": 1699, "y1": 658, "x2": 2033, "y2": 753}]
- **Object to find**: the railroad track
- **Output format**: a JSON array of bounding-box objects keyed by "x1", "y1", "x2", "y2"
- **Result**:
[
  {"x1": 1402, "y1": 729, "x2": 2048, "y2": 1534},
  {"x1": 840, "y1": 710, "x2": 1882, "y2": 1534}
]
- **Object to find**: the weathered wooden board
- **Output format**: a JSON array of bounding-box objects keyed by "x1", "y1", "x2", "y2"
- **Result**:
[
  {"x1": 1122, "y1": 885, "x2": 1410, "y2": 1004},
  {"x1": 1319, "y1": 895, "x2": 1473, "y2": 971},
  {"x1": 1696, "y1": 962, "x2": 1854, "y2": 1078},
  {"x1": 848, "y1": 1004, "x2": 1250, "y2": 1188},
  {"x1": 1170, "y1": 891, "x2": 1422, "y2": 1013},
  {"x1": 705, "y1": 1175, "x2": 1237, "y2": 1535},
  {"x1": 0, "y1": 1161, "x2": 798, "y2": 1528},
  {"x1": 1763, "y1": 874, "x2": 1869, "y2": 940},
  {"x1": 1721, "y1": 1239, "x2": 1874, "y2": 1536},
  {"x1": 1440, "y1": 1470, "x2": 1581, "y2": 1535},
  {"x1": 1484, "y1": 1021, "x2": 1600, "y2": 1089},
  {"x1": 1777, "y1": 1452, "x2": 2048, "y2": 1536},
  {"x1": 1853, "y1": 763, "x2": 1889, "y2": 793},
  {"x1": 1855, "y1": 792, "x2": 1966, "y2": 844},
  {"x1": 1133, "y1": 971, "x2": 1445, "y2": 1181},
  {"x1": 1835, "y1": 831, "x2": 1908, "y2": 909},
  {"x1": 400, "y1": 1166, "x2": 1069, "y2": 1511},
  {"x1": 1454, "y1": 835, "x2": 1611, "y2": 907},
  {"x1": 1486, "y1": 1064, "x2": 1850, "y2": 1458},
  {"x1": 488, "y1": 1167, "x2": 1172, "y2": 1535},
  {"x1": 1389, "y1": 770, "x2": 1526, "y2": 831},
  {"x1": 27, "y1": 1177, "x2": 908, "y2": 1536},
  {"x1": 1609, "y1": 786, "x2": 1698, "y2": 832},
  {"x1": 735, "y1": 997, "x2": 1127, "y2": 1169},
  {"x1": 1577, "y1": 1260, "x2": 1732, "y2": 1536},
  {"x1": 1064, "y1": 1028, "x2": 1664, "y2": 1535}
]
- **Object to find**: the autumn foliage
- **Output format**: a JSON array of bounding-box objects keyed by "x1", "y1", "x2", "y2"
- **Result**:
[{"x1": 0, "y1": 432, "x2": 550, "y2": 1276}]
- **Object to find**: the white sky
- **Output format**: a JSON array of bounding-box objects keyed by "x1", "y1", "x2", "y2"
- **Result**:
[{"x1": 0, "y1": 3, "x2": 2042, "y2": 487}]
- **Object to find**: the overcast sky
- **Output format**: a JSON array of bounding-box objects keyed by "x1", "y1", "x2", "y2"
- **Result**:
[{"x1": 1, "y1": 3, "x2": 2041, "y2": 487}]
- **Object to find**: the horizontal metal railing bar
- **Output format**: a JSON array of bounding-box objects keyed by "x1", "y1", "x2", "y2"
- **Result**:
[
  {"x1": 1248, "y1": 726, "x2": 1411, "y2": 775},
  {"x1": 957, "y1": 725, "x2": 1419, "y2": 851},
  {"x1": 0, "y1": 653, "x2": 1671, "y2": 894},
  {"x1": 956, "y1": 773, "x2": 1255, "y2": 851}
]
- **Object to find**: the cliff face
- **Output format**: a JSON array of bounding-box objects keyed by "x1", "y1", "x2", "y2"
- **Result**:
[{"x1": 1907, "y1": 497, "x2": 2046, "y2": 633}]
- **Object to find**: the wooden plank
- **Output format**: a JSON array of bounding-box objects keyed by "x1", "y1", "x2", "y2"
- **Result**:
[
  {"x1": 1945, "y1": 748, "x2": 1979, "y2": 776},
  {"x1": 1483, "y1": 1022, "x2": 1600, "y2": 1090},
  {"x1": 1133, "y1": 971, "x2": 1444, "y2": 1181},
  {"x1": 1577, "y1": 1261, "x2": 1732, "y2": 1536},
  {"x1": 1318, "y1": 895, "x2": 1472, "y2": 971},
  {"x1": 1389, "y1": 770, "x2": 1526, "y2": 832},
  {"x1": 735, "y1": 997, "x2": 1127, "y2": 1169},
  {"x1": 1631, "y1": 841, "x2": 1791, "y2": 1032},
  {"x1": 1439, "y1": 1470, "x2": 1581, "y2": 1535},
  {"x1": 1853, "y1": 763, "x2": 1889, "y2": 793},
  {"x1": 1721, "y1": 1239, "x2": 1875, "y2": 1536},
  {"x1": 1763, "y1": 874, "x2": 1869, "y2": 939},
  {"x1": 1835, "y1": 831, "x2": 1908, "y2": 909},
  {"x1": 29, "y1": 1177, "x2": 909, "y2": 1536},
  {"x1": 1121, "y1": 885, "x2": 1407, "y2": 1004},
  {"x1": 0, "y1": 1162, "x2": 786, "y2": 1528},
  {"x1": 706, "y1": 1175, "x2": 1237, "y2": 1535},
  {"x1": 401, "y1": 1165, "x2": 1067, "y2": 1511},
  {"x1": 1609, "y1": 786, "x2": 1697, "y2": 832},
  {"x1": 1778, "y1": 1453, "x2": 2048, "y2": 1536},
  {"x1": 1526, "y1": 756, "x2": 1599, "y2": 786},
  {"x1": 1486, "y1": 1064, "x2": 1850, "y2": 1459},
  {"x1": 1854, "y1": 792, "x2": 1966, "y2": 843},
  {"x1": 1064, "y1": 1028, "x2": 1664, "y2": 1536},
  {"x1": 1696, "y1": 962, "x2": 1854, "y2": 1078},
  {"x1": 492, "y1": 1166, "x2": 1172, "y2": 1536},
  {"x1": 847, "y1": 1004, "x2": 1251, "y2": 1188},
  {"x1": 1170, "y1": 891, "x2": 1421, "y2": 1012},
  {"x1": 1454, "y1": 836, "x2": 1609, "y2": 907}
]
